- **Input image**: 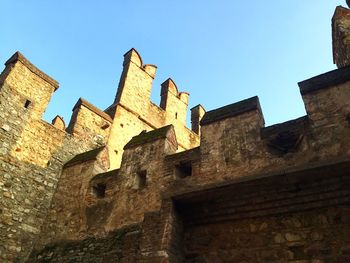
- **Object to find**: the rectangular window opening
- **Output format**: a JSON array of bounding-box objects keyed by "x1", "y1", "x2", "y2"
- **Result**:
[
  {"x1": 175, "y1": 162, "x2": 192, "y2": 179},
  {"x1": 134, "y1": 170, "x2": 147, "y2": 190},
  {"x1": 24, "y1": 99, "x2": 31, "y2": 109}
]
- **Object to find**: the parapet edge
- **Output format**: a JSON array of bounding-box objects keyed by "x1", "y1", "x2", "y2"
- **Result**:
[
  {"x1": 73, "y1": 98, "x2": 113, "y2": 123},
  {"x1": 260, "y1": 116, "x2": 309, "y2": 139},
  {"x1": 64, "y1": 146, "x2": 105, "y2": 168},
  {"x1": 332, "y1": 5, "x2": 350, "y2": 22},
  {"x1": 200, "y1": 96, "x2": 260, "y2": 126},
  {"x1": 124, "y1": 125, "x2": 174, "y2": 150},
  {"x1": 92, "y1": 169, "x2": 120, "y2": 180},
  {"x1": 5, "y1": 51, "x2": 59, "y2": 90},
  {"x1": 298, "y1": 65, "x2": 350, "y2": 95},
  {"x1": 190, "y1": 104, "x2": 206, "y2": 111}
]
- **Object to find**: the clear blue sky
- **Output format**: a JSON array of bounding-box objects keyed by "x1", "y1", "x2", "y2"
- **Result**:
[{"x1": 0, "y1": 1, "x2": 345, "y2": 126}]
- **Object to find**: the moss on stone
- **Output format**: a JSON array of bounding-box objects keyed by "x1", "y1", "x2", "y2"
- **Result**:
[
  {"x1": 64, "y1": 146, "x2": 105, "y2": 167},
  {"x1": 200, "y1": 96, "x2": 259, "y2": 126},
  {"x1": 92, "y1": 169, "x2": 120, "y2": 180},
  {"x1": 124, "y1": 125, "x2": 173, "y2": 149}
]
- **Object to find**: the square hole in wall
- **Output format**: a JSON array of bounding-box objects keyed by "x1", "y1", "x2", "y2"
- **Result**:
[
  {"x1": 101, "y1": 123, "x2": 110, "y2": 130},
  {"x1": 133, "y1": 170, "x2": 147, "y2": 190},
  {"x1": 92, "y1": 183, "x2": 106, "y2": 198},
  {"x1": 175, "y1": 162, "x2": 192, "y2": 179},
  {"x1": 24, "y1": 99, "x2": 31, "y2": 109}
]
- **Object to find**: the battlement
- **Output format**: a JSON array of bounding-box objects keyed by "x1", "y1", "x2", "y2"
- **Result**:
[
  {"x1": 200, "y1": 96, "x2": 262, "y2": 126},
  {"x1": 2, "y1": 48, "x2": 350, "y2": 262},
  {"x1": 37, "y1": 54, "x2": 350, "y2": 248},
  {"x1": 82, "y1": 63, "x2": 349, "y2": 231},
  {"x1": 3, "y1": 4, "x2": 350, "y2": 262},
  {"x1": 0, "y1": 48, "x2": 202, "y2": 261},
  {"x1": 122, "y1": 48, "x2": 157, "y2": 78},
  {"x1": 5, "y1": 51, "x2": 59, "y2": 89},
  {"x1": 105, "y1": 48, "x2": 199, "y2": 168},
  {"x1": 124, "y1": 125, "x2": 177, "y2": 150}
]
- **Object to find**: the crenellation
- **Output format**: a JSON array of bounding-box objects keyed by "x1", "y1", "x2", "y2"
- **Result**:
[
  {"x1": 142, "y1": 64, "x2": 157, "y2": 78},
  {"x1": 66, "y1": 98, "x2": 112, "y2": 146},
  {"x1": 3, "y1": 54, "x2": 58, "y2": 121},
  {"x1": 51, "y1": 115, "x2": 66, "y2": 131},
  {"x1": 299, "y1": 68, "x2": 350, "y2": 129},
  {"x1": 105, "y1": 48, "x2": 199, "y2": 169},
  {"x1": 190, "y1": 104, "x2": 206, "y2": 135},
  {"x1": 160, "y1": 78, "x2": 189, "y2": 126},
  {"x1": 114, "y1": 48, "x2": 155, "y2": 108},
  {"x1": 2, "y1": 4, "x2": 350, "y2": 262},
  {"x1": 5, "y1": 51, "x2": 59, "y2": 90},
  {"x1": 260, "y1": 116, "x2": 308, "y2": 156},
  {"x1": 200, "y1": 96, "x2": 265, "y2": 173}
]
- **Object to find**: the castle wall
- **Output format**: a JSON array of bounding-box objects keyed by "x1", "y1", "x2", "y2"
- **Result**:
[
  {"x1": 32, "y1": 63, "x2": 350, "y2": 259},
  {"x1": 2, "y1": 4, "x2": 350, "y2": 260},
  {"x1": 106, "y1": 104, "x2": 158, "y2": 168},
  {"x1": 0, "y1": 47, "x2": 201, "y2": 261},
  {"x1": 36, "y1": 147, "x2": 110, "y2": 248},
  {"x1": 177, "y1": 159, "x2": 350, "y2": 262},
  {"x1": 181, "y1": 72, "x2": 350, "y2": 187},
  {"x1": 22, "y1": 66, "x2": 350, "y2": 262},
  {"x1": 184, "y1": 207, "x2": 350, "y2": 262},
  {"x1": 106, "y1": 126, "x2": 178, "y2": 230},
  {"x1": 106, "y1": 49, "x2": 199, "y2": 169},
  {"x1": 27, "y1": 225, "x2": 141, "y2": 263},
  {"x1": 0, "y1": 54, "x2": 109, "y2": 262}
]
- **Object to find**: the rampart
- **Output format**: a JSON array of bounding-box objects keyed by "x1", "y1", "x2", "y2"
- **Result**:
[{"x1": 1, "y1": 3, "x2": 350, "y2": 263}]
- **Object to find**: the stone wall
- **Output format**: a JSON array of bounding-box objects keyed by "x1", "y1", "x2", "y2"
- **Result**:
[
  {"x1": 27, "y1": 225, "x2": 141, "y2": 263},
  {"x1": 184, "y1": 207, "x2": 350, "y2": 262},
  {"x1": 32, "y1": 58, "x2": 350, "y2": 262},
  {"x1": 106, "y1": 48, "x2": 200, "y2": 169},
  {"x1": 179, "y1": 68, "x2": 350, "y2": 188},
  {"x1": 106, "y1": 125, "x2": 179, "y2": 230},
  {"x1": 177, "y1": 159, "x2": 350, "y2": 262},
  {"x1": 35, "y1": 147, "x2": 110, "y2": 248},
  {"x1": 0, "y1": 53, "x2": 108, "y2": 262},
  {"x1": 0, "y1": 47, "x2": 201, "y2": 261},
  {"x1": 2, "y1": 4, "x2": 350, "y2": 261}
]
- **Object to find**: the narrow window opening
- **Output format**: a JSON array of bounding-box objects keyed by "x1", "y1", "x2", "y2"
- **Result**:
[
  {"x1": 24, "y1": 99, "x2": 31, "y2": 109},
  {"x1": 175, "y1": 162, "x2": 192, "y2": 179},
  {"x1": 133, "y1": 170, "x2": 147, "y2": 190},
  {"x1": 175, "y1": 112, "x2": 178, "y2": 119},
  {"x1": 93, "y1": 183, "x2": 106, "y2": 198}
]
